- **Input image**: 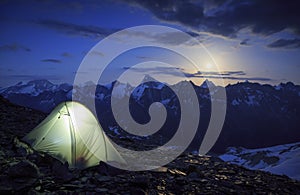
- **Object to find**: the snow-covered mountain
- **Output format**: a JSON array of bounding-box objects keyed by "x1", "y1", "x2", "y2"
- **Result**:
[
  {"x1": 0, "y1": 80, "x2": 71, "y2": 96},
  {"x1": 0, "y1": 80, "x2": 73, "y2": 112},
  {"x1": 219, "y1": 142, "x2": 300, "y2": 181},
  {"x1": 1, "y1": 79, "x2": 300, "y2": 153}
]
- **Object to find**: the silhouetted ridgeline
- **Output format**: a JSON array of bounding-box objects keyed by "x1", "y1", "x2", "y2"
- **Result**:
[
  {"x1": 0, "y1": 96, "x2": 299, "y2": 193},
  {"x1": 1, "y1": 80, "x2": 299, "y2": 153}
]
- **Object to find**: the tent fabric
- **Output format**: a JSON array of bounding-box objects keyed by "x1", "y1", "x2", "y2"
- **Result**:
[{"x1": 23, "y1": 101, "x2": 125, "y2": 168}]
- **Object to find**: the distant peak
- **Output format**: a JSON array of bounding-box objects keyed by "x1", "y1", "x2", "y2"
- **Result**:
[
  {"x1": 16, "y1": 81, "x2": 26, "y2": 86},
  {"x1": 142, "y1": 74, "x2": 157, "y2": 83},
  {"x1": 200, "y1": 79, "x2": 215, "y2": 88},
  {"x1": 28, "y1": 79, "x2": 53, "y2": 85},
  {"x1": 84, "y1": 81, "x2": 96, "y2": 86},
  {"x1": 286, "y1": 81, "x2": 295, "y2": 86},
  {"x1": 25, "y1": 80, "x2": 55, "y2": 90}
]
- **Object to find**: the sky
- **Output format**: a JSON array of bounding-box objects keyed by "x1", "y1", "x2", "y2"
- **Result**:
[{"x1": 1, "y1": 0, "x2": 300, "y2": 87}]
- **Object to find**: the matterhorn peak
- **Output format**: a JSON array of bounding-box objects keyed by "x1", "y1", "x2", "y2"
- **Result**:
[{"x1": 200, "y1": 79, "x2": 215, "y2": 89}]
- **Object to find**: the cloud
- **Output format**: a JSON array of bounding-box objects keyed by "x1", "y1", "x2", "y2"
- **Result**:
[
  {"x1": 117, "y1": 28, "x2": 205, "y2": 46},
  {"x1": 122, "y1": 0, "x2": 300, "y2": 38},
  {"x1": 0, "y1": 43, "x2": 31, "y2": 52},
  {"x1": 120, "y1": 67, "x2": 269, "y2": 81},
  {"x1": 187, "y1": 75, "x2": 272, "y2": 81},
  {"x1": 240, "y1": 39, "x2": 250, "y2": 46},
  {"x1": 37, "y1": 18, "x2": 204, "y2": 45},
  {"x1": 184, "y1": 70, "x2": 246, "y2": 78},
  {"x1": 90, "y1": 51, "x2": 105, "y2": 56},
  {"x1": 37, "y1": 19, "x2": 120, "y2": 39},
  {"x1": 61, "y1": 52, "x2": 72, "y2": 57},
  {"x1": 72, "y1": 71, "x2": 89, "y2": 75},
  {"x1": 122, "y1": 66, "x2": 183, "y2": 72},
  {"x1": 184, "y1": 70, "x2": 271, "y2": 81},
  {"x1": 267, "y1": 38, "x2": 300, "y2": 49},
  {"x1": 41, "y1": 59, "x2": 62, "y2": 63},
  {"x1": 149, "y1": 31, "x2": 203, "y2": 45},
  {"x1": 126, "y1": 0, "x2": 204, "y2": 26},
  {"x1": 191, "y1": 71, "x2": 246, "y2": 76},
  {"x1": 4, "y1": 74, "x2": 63, "y2": 81}
]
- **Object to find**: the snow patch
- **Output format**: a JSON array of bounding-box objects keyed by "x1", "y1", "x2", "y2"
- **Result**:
[
  {"x1": 275, "y1": 85, "x2": 282, "y2": 90},
  {"x1": 19, "y1": 85, "x2": 40, "y2": 96},
  {"x1": 245, "y1": 95, "x2": 259, "y2": 106},
  {"x1": 109, "y1": 126, "x2": 120, "y2": 135},
  {"x1": 220, "y1": 142, "x2": 300, "y2": 181},
  {"x1": 112, "y1": 83, "x2": 131, "y2": 99},
  {"x1": 231, "y1": 99, "x2": 240, "y2": 106},
  {"x1": 96, "y1": 93, "x2": 105, "y2": 100},
  {"x1": 132, "y1": 85, "x2": 147, "y2": 99}
]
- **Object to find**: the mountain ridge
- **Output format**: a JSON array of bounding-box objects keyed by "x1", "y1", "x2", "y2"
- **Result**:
[
  {"x1": 0, "y1": 96, "x2": 299, "y2": 193},
  {"x1": 1, "y1": 79, "x2": 300, "y2": 154}
]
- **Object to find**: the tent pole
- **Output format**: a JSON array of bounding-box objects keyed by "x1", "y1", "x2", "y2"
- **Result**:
[
  {"x1": 99, "y1": 122, "x2": 108, "y2": 162},
  {"x1": 65, "y1": 102, "x2": 76, "y2": 166}
]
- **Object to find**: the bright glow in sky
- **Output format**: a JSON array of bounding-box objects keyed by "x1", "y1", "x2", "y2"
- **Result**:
[{"x1": 1, "y1": 0, "x2": 300, "y2": 87}]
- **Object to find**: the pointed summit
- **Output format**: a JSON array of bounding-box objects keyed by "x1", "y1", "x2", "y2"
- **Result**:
[
  {"x1": 200, "y1": 79, "x2": 215, "y2": 89},
  {"x1": 142, "y1": 74, "x2": 158, "y2": 83},
  {"x1": 83, "y1": 81, "x2": 96, "y2": 87},
  {"x1": 26, "y1": 80, "x2": 55, "y2": 92},
  {"x1": 27, "y1": 79, "x2": 54, "y2": 88}
]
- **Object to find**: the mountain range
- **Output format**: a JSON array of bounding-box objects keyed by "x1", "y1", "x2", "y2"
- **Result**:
[
  {"x1": 1, "y1": 79, "x2": 300, "y2": 153},
  {"x1": 0, "y1": 95, "x2": 299, "y2": 193}
]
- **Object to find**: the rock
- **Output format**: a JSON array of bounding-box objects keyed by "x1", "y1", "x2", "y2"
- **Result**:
[
  {"x1": 151, "y1": 166, "x2": 168, "y2": 173},
  {"x1": 51, "y1": 161, "x2": 73, "y2": 181},
  {"x1": 175, "y1": 176, "x2": 187, "y2": 185},
  {"x1": 35, "y1": 186, "x2": 41, "y2": 191},
  {"x1": 5, "y1": 161, "x2": 40, "y2": 191},
  {"x1": 168, "y1": 169, "x2": 187, "y2": 176},
  {"x1": 130, "y1": 187, "x2": 147, "y2": 195},
  {"x1": 13, "y1": 137, "x2": 33, "y2": 157},
  {"x1": 95, "y1": 175, "x2": 112, "y2": 182},
  {"x1": 130, "y1": 175, "x2": 149, "y2": 189},
  {"x1": 187, "y1": 164, "x2": 198, "y2": 174},
  {"x1": 188, "y1": 172, "x2": 201, "y2": 182},
  {"x1": 97, "y1": 161, "x2": 125, "y2": 176},
  {"x1": 1, "y1": 98, "x2": 300, "y2": 194},
  {"x1": 8, "y1": 160, "x2": 39, "y2": 178},
  {"x1": 95, "y1": 188, "x2": 109, "y2": 193}
]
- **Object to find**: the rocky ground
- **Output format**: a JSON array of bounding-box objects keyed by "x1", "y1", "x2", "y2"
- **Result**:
[{"x1": 1, "y1": 96, "x2": 300, "y2": 194}]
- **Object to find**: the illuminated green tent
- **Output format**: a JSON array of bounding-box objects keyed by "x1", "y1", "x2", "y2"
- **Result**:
[{"x1": 23, "y1": 101, "x2": 125, "y2": 168}]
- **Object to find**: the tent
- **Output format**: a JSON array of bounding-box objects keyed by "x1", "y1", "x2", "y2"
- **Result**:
[{"x1": 23, "y1": 101, "x2": 125, "y2": 168}]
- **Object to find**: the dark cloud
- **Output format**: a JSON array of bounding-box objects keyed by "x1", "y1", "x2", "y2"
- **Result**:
[
  {"x1": 4, "y1": 74, "x2": 62, "y2": 81},
  {"x1": 61, "y1": 52, "x2": 72, "y2": 57},
  {"x1": 184, "y1": 70, "x2": 245, "y2": 77},
  {"x1": 0, "y1": 67, "x2": 14, "y2": 73},
  {"x1": 187, "y1": 75, "x2": 272, "y2": 81},
  {"x1": 267, "y1": 38, "x2": 300, "y2": 49},
  {"x1": 122, "y1": 66, "x2": 183, "y2": 72},
  {"x1": 124, "y1": 0, "x2": 205, "y2": 27},
  {"x1": 90, "y1": 51, "x2": 105, "y2": 56},
  {"x1": 185, "y1": 73, "x2": 272, "y2": 81},
  {"x1": 0, "y1": 43, "x2": 31, "y2": 52},
  {"x1": 72, "y1": 71, "x2": 89, "y2": 75},
  {"x1": 120, "y1": 67, "x2": 269, "y2": 81},
  {"x1": 123, "y1": 0, "x2": 300, "y2": 38},
  {"x1": 115, "y1": 28, "x2": 203, "y2": 46},
  {"x1": 240, "y1": 39, "x2": 250, "y2": 46},
  {"x1": 195, "y1": 71, "x2": 246, "y2": 76},
  {"x1": 184, "y1": 70, "x2": 271, "y2": 81},
  {"x1": 37, "y1": 19, "x2": 120, "y2": 39},
  {"x1": 41, "y1": 59, "x2": 62, "y2": 63},
  {"x1": 37, "y1": 19, "x2": 202, "y2": 45}
]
